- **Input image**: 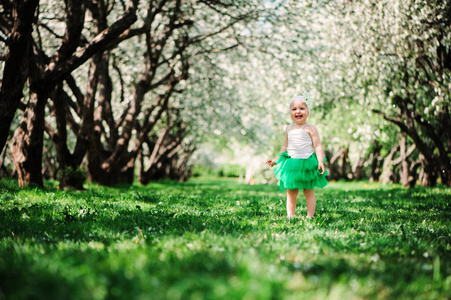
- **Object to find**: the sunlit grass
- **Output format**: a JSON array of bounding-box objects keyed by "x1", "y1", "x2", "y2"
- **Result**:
[{"x1": 0, "y1": 178, "x2": 450, "y2": 299}]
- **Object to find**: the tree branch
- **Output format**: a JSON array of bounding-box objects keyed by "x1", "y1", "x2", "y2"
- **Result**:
[
  {"x1": 42, "y1": 1, "x2": 138, "y2": 85},
  {"x1": 372, "y1": 109, "x2": 408, "y2": 132},
  {"x1": 191, "y1": 12, "x2": 255, "y2": 44},
  {"x1": 37, "y1": 20, "x2": 64, "y2": 40},
  {"x1": 372, "y1": 108, "x2": 435, "y2": 161}
]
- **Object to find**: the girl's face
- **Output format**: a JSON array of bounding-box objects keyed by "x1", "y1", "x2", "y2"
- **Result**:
[{"x1": 290, "y1": 100, "x2": 309, "y2": 125}]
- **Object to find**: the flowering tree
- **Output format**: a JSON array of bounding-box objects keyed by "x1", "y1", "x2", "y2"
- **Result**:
[
  {"x1": 0, "y1": 0, "x2": 264, "y2": 187},
  {"x1": 323, "y1": 0, "x2": 451, "y2": 186},
  {"x1": 1, "y1": 0, "x2": 448, "y2": 188},
  {"x1": 3, "y1": 0, "x2": 138, "y2": 188},
  {"x1": 0, "y1": 0, "x2": 39, "y2": 154},
  {"x1": 192, "y1": 0, "x2": 451, "y2": 187}
]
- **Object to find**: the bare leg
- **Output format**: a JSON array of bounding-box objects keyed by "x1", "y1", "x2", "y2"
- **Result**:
[
  {"x1": 287, "y1": 189, "x2": 299, "y2": 217},
  {"x1": 303, "y1": 189, "x2": 316, "y2": 218}
]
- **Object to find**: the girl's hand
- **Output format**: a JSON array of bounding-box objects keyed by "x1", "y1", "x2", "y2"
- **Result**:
[
  {"x1": 318, "y1": 161, "x2": 325, "y2": 175},
  {"x1": 266, "y1": 158, "x2": 277, "y2": 167}
]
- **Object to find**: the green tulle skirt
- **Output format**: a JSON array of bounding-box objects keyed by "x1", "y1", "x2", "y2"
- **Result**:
[{"x1": 274, "y1": 152, "x2": 328, "y2": 192}]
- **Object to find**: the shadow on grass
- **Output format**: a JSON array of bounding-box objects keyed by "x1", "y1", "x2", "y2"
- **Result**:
[
  {"x1": 1, "y1": 185, "x2": 449, "y2": 256},
  {"x1": 0, "y1": 202, "x2": 271, "y2": 246},
  {"x1": 1, "y1": 179, "x2": 450, "y2": 299}
]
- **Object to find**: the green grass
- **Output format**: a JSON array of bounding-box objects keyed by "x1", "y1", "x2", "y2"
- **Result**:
[{"x1": 0, "y1": 178, "x2": 450, "y2": 299}]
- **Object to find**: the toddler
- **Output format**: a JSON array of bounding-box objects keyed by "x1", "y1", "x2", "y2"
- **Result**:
[{"x1": 266, "y1": 92, "x2": 328, "y2": 218}]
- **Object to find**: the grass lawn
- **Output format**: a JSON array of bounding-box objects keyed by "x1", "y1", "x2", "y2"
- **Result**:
[{"x1": 0, "y1": 178, "x2": 450, "y2": 299}]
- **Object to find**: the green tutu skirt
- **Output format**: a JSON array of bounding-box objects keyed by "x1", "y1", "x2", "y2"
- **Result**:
[{"x1": 274, "y1": 152, "x2": 328, "y2": 192}]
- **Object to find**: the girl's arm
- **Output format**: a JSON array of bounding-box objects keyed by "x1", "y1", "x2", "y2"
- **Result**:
[
  {"x1": 266, "y1": 126, "x2": 288, "y2": 167},
  {"x1": 307, "y1": 125, "x2": 326, "y2": 175}
]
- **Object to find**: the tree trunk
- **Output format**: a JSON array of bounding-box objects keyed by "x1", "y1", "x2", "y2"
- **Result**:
[
  {"x1": 351, "y1": 156, "x2": 365, "y2": 180},
  {"x1": 7, "y1": 0, "x2": 137, "y2": 188},
  {"x1": 47, "y1": 84, "x2": 73, "y2": 188},
  {"x1": 85, "y1": 50, "x2": 139, "y2": 186},
  {"x1": 40, "y1": 0, "x2": 138, "y2": 187},
  {"x1": 373, "y1": 103, "x2": 444, "y2": 187},
  {"x1": 398, "y1": 136, "x2": 417, "y2": 188},
  {"x1": 11, "y1": 91, "x2": 48, "y2": 188},
  {"x1": 329, "y1": 148, "x2": 344, "y2": 180},
  {"x1": 329, "y1": 147, "x2": 351, "y2": 181},
  {"x1": 42, "y1": 141, "x2": 57, "y2": 180},
  {"x1": 0, "y1": 0, "x2": 39, "y2": 153},
  {"x1": 21, "y1": 0, "x2": 88, "y2": 189},
  {"x1": 0, "y1": 142, "x2": 11, "y2": 178},
  {"x1": 380, "y1": 144, "x2": 400, "y2": 185},
  {"x1": 438, "y1": 107, "x2": 451, "y2": 186},
  {"x1": 138, "y1": 121, "x2": 192, "y2": 184},
  {"x1": 418, "y1": 153, "x2": 438, "y2": 187},
  {"x1": 369, "y1": 140, "x2": 383, "y2": 182},
  {"x1": 86, "y1": 51, "x2": 138, "y2": 186}
]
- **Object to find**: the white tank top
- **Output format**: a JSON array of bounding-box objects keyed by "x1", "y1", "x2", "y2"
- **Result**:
[{"x1": 287, "y1": 124, "x2": 314, "y2": 159}]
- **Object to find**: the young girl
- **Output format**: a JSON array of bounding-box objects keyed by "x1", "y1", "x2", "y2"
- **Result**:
[{"x1": 266, "y1": 92, "x2": 328, "y2": 219}]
